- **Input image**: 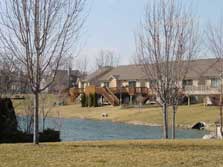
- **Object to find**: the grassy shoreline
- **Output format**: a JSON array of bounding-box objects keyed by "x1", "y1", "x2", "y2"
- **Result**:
[
  {"x1": 1, "y1": 140, "x2": 223, "y2": 167},
  {"x1": 48, "y1": 104, "x2": 218, "y2": 131},
  {"x1": 14, "y1": 97, "x2": 219, "y2": 132}
]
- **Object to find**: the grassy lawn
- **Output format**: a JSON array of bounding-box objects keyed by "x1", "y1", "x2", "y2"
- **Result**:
[
  {"x1": 0, "y1": 140, "x2": 223, "y2": 167},
  {"x1": 13, "y1": 94, "x2": 220, "y2": 130}
]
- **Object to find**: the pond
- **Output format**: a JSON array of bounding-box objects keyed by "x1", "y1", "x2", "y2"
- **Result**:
[{"x1": 17, "y1": 117, "x2": 207, "y2": 141}]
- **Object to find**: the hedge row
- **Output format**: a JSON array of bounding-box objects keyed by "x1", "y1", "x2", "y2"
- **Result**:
[
  {"x1": 0, "y1": 98, "x2": 61, "y2": 143},
  {"x1": 0, "y1": 129, "x2": 60, "y2": 143},
  {"x1": 81, "y1": 93, "x2": 98, "y2": 107}
]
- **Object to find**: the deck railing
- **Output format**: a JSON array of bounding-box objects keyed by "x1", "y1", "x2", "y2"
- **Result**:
[
  {"x1": 184, "y1": 85, "x2": 220, "y2": 95},
  {"x1": 108, "y1": 87, "x2": 152, "y2": 95},
  {"x1": 73, "y1": 86, "x2": 155, "y2": 95}
]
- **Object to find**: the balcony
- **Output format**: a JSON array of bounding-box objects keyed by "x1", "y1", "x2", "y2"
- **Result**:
[
  {"x1": 184, "y1": 85, "x2": 221, "y2": 95},
  {"x1": 109, "y1": 87, "x2": 153, "y2": 95}
]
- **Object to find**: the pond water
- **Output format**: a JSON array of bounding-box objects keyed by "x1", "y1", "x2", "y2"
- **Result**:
[{"x1": 17, "y1": 117, "x2": 207, "y2": 141}]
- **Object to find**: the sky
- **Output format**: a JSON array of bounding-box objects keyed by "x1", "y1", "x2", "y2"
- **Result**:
[{"x1": 76, "y1": 0, "x2": 223, "y2": 71}]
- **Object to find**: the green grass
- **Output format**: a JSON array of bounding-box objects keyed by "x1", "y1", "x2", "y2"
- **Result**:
[{"x1": 1, "y1": 140, "x2": 223, "y2": 167}]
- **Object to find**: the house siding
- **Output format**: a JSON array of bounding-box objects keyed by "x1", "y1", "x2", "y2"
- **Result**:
[{"x1": 109, "y1": 78, "x2": 117, "y2": 88}]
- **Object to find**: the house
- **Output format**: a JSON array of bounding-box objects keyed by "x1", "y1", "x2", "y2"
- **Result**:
[
  {"x1": 0, "y1": 65, "x2": 85, "y2": 94},
  {"x1": 0, "y1": 70, "x2": 30, "y2": 94},
  {"x1": 48, "y1": 69, "x2": 85, "y2": 93},
  {"x1": 76, "y1": 58, "x2": 223, "y2": 106}
]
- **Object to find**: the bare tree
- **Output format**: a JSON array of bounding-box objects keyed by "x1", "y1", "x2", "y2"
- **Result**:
[
  {"x1": 0, "y1": 52, "x2": 32, "y2": 96},
  {"x1": 95, "y1": 49, "x2": 119, "y2": 70},
  {"x1": 0, "y1": 0, "x2": 86, "y2": 144},
  {"x1": 40, "y1": 93, "x2": 54, "y2": 131},
  {"x1": 207, "y1": 19, "x2": 223, "y2": 137},
  {"x1": 75, "y1": 55, "x2": 88, "y2": 79},
  {"x1": 135, "y1": 0, "x2": 199, "y2": 139},
  {"x1": 0, "y1": 57, "x2": 15, "y2": 96},
  {"x1": 17, "y1": 95, "x2": 34, "y2": 134}
]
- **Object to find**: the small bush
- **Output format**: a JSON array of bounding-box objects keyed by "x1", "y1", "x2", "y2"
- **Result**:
[
  {"x1": 0, "y1": 129, "x2": 60, "y2": 143},
  {"x1": 39, "y1": 129, "x2": 60, "y2": 142},
  {"x1": 89, "y1": 94, "x2": 94, "y2": 107},
  {"x1": 85, "y1": 95, "x2": 89, "y2": 107},
  {"x1": 93, "y1": 93, "x2": 98, "y2": 107},
  {"x1": 0, "y1": 98, "x2": 18, "y2": 133},
  {"x1": 81, "y1": 94, "x2": 86, "y2": 107},
  {"x1": 0, "y1": 131, "x2": 32, "y2": 143}
]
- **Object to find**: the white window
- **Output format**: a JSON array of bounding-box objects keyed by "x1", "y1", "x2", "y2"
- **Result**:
[{"x1": 211, "y1": 78, "x2": 220, "y2": 88}]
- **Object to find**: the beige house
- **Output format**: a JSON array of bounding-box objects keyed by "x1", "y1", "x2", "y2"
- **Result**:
[
  {"x1": 79, "y1": 58, "x2": 223, "y2": 91},
  {"x1": 75, "y1": 58, "x2": 223, "y2": 106}
]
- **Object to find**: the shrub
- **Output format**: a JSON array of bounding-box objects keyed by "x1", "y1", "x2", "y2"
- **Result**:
[
  {"x1": 0, "y1": 98, "x2": 61, "y2": 143},
  {"x1": 0, "y1": 129, "x2": 60, "y2": 143},
  {"x1": 81, "y1": 94, "x2": 86, "y2": 107},
  {"x1": 0, "y1": 98, "x2": 17, "y2": 134},
  {"x1": 85, "y1": 95, "x2": 89, "y2": 107},
  {"x1": 39, "y1": 129, "x2": 60, "y2": 142},
  {"x1": 93, "y1": 93, "x2": 98, "y2": 107},
  {"x1": 0, "y1": 131, "x2": 32, "y2": 143},
  {"x1": 89, "y1": 93, "x2": 94, "y2": 107}
]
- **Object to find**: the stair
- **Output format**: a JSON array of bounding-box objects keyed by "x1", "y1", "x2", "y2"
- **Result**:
[
  {"x1": 96, "y1": 87, "x2": 119, "y2": 106},
  {"x1": 104, "y1": 87, "x2": 120, "y2": 104},
  {"x1": 69, "y1": 88, "x2": 80, "y2": 102}
]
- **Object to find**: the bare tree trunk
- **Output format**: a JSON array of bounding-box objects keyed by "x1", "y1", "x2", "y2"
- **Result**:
[
  {"x1": 163, "y1": 103, "x2": 168, "y2": 139},
  {"x1": 43, "y1": 117, "x2": 46, "y2": 132},
  {"x1": 172, "y1": 104, "x2": 176, "y2": 139},
  {"x1": 33, "y1": 92, "x2": 39, "y2": 144},
  {"x1": 220, "y1": 82, "x2": 223, "y2": 136}
]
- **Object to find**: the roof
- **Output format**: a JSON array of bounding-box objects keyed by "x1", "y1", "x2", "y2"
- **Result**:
[
  {"x1": 85, "y1": 58, "x2": 222, "y2": 82},
  {"x1": 99, "y1": 65, "x2": 147, "y2": 81},
  {"x1": 186, "y1": 58, "x2": 220, "y2": 79},
  {"x1": 85, "y1": 66, "x2": 113, "y2": 82}
]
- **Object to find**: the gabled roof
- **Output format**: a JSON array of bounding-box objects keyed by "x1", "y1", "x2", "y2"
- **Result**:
[
  {"x1": 99, "y1": 65, "x2": 147, "y2": 81},
  {"x1": 85, "y1": 66, "x2": 113, "y2": 82},
  {"x1": 85, "y1": 58, "x2": 222, "y2": 82},
  {"x1": 186, "y1": 58, "x2": 220, "y2": 79}
]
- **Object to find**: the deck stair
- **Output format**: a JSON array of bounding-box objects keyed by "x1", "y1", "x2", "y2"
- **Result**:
[
  {"x1": 96, "y1": 87, "x2": 119, "y2": 106},
  {"x1": 69, "y1": 88, "x2": 81, "y2": 102},
  {"x1": 104, "y1": 87, "x2": 120, "y2": 104}
]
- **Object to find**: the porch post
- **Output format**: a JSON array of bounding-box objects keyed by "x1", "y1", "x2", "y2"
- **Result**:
[
  {"x1": 188, "y1": 94, "x2": 191, "y2": 112},
  {"x1": 130, "y1": 95, "x2": 133, "y2": 105}
]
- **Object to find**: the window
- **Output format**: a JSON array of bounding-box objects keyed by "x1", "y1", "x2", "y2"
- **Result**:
[
  {"x1": 198, "y1": 78, "x2": 205, "y2": 85},
  {"x1": 211, "y1": 78, "x2": 220, "y2": 88},
  {"x1": 150, "y1": 80, "x2": 158, "y2": 88},
  {"x1": 129, "y1": 81, "x2": 136, "y2": 88},
  {"x1": 182, "y1": 80, "x2": 193, "y2": 86},
  {"x1": 103, "y1": 82, "x2": 109, "y2": 87}
]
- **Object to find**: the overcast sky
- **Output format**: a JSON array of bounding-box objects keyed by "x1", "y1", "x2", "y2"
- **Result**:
[{"x1": 76, "y1": 0, "x2": 223, "y2": 71}]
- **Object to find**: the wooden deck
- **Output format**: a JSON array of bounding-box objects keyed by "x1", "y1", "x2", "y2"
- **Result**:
[
  {"x1": 106, "y1": 87, "x2": 153, "y2": 95},
  {"x1": 184, "y1": 86, "x2": 221, "y2": 95},
  {"x1": 71, "y1": 85, "x2": 223, "y2": 96},
  {"x1": 69, "y1": 86, "x2": 155, "y2": 106},
  {"x1": 71, "y1": 86, "x2": 154, "y2": 96}
]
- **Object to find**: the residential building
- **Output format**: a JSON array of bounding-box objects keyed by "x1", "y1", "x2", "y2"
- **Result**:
[
  {"x1": 76, "y1": 58, "x2": 223, "y2": 106},
  {"x1": 48, "y1": 69, "x2": 85, "y2": 93}
]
